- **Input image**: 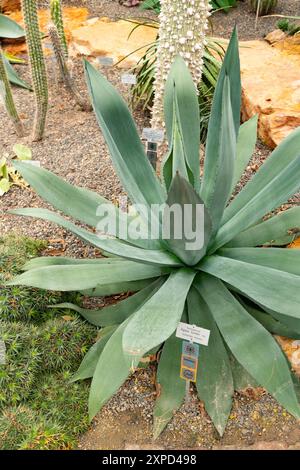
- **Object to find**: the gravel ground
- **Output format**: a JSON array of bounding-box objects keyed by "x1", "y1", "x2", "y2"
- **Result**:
[
  {"x1": 1, "y1": 0, "x2": 300, "y2": 451},
  {"x1": 79, "y1": 368, "x2": 300, "y2": 450}
]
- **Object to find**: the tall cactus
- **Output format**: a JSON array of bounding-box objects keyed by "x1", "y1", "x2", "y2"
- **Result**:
[
  {"x1": 22, "y1": 0, "x2": 48, "y2": 141},
  {"x1": 250, "y1": 0, "x2": 278, "y2": 16},
  {"x1": 151, "y1": 0, "x2": 211, "y2": 129},
  {"x1": 48, "y1": 23, "x2": 91, "y2": 111},
  {"x1": 0, "y1": 46, "x2": 24, "y2": 137},
  {"x1": 50, "y1": 0, "x2": 68, "y2": 58}
]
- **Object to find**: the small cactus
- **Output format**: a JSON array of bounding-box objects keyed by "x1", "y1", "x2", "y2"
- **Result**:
[
  {"x1": 21, "y1": 0, "x2": 48, "y2": 141},
  {"x1": 250, "y1": 0, "x2": 278, "y2": 16},
  {"x1": 48, "y1": 23, "x2": 91, "y2": 111},
  {"x1": 0, "y1": 47, "x2": 24, "y2": 137},
  {"x1": 50, "y1": 0, "x2": 68, "y2": 58}
]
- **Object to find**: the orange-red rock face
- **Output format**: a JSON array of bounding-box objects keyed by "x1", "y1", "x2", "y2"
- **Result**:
[
  {"x1": 1, "y1": 0, "x2": 21, "y2": 13},
  {"x1": 239, "y1": 39, "x2": 300, "y2": 148}
]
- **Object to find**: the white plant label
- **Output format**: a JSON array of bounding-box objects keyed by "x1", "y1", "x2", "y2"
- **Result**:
[
  {"x1": 142, "y1": 128, "x2": 165, "y2": 143},
  {"x1": 0, "y1": 340, "x2": 6, "y2": 365},
  {"x1": 121, "y1": 73, "x2": 137, "y2": 85},
  {"x1": 23, "y1": 160, "x2": 41, "y2": 167},
  {"x1": 98, "y1": 56, "x2": 114, "y2": 66},
  {"x1": 176, "y1": 322, "x2": 210, "y2": 346}
]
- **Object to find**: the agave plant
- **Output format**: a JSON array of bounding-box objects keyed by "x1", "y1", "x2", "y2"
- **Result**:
[{"x1": 7, "y1": 29, "x2": 300, "y2": 437}]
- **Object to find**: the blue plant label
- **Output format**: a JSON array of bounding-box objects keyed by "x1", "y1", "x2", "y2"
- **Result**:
[{"x1": 182, "y1": 341, "x2": 199, "y2": 358}]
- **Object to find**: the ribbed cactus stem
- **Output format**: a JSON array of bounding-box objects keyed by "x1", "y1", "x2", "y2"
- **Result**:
[
  {"x1": 50, "y1": 0, "x2": 68, "y2": 58},
  {"x1": 0, "y1": 47, "x2": 24, "y2": 137},
  {"x1": 22, "y1": 0, "x2": 48, "y2": 141},
  {"x1": 250, "y1": 0, "x2": 278, "y2": 16},
  {"x1": 48, "y1": 23, "x2": 91, "y2": 111},
  {"x1": 151, "y1": 0, "x2": 211, "y2": 129}
]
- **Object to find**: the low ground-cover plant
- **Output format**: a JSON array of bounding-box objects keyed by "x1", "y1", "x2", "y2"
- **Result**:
[{"x1": 8, "y1": 29, "x2": 300, "y2": 438}]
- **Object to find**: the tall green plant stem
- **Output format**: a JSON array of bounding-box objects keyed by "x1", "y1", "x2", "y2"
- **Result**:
[
  {"x1": 48, "y1": 24, "x2": 91, "y2": 111},
  {"x1": 50, "y1": 0, "x2": 68, "y2": 58},
  {"x1": 0, "y1": 46, "x2": 24, "y2": 137},
  {"x1": 22, "y1": 0, "x2": 48, "y2": 141}
]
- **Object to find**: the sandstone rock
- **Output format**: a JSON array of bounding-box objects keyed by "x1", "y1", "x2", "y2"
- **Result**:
[
  {"x1": 239, "y1": 39, "x2": 300, "y2": 148},
  {"x1": 1, "y1": 0, "x2": 20, "y2": 13},
  {"x1": 265, "y1": 29, "x2": 286, "y2": 45},
  {"x1": 70, "y1": 17, "x2": 157, "y2": 67}
]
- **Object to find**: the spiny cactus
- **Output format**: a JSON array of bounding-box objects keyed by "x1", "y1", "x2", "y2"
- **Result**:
[
  {"x1": 250, "y1": 0, "x2": 278, "y2": 16},
  {"x1": 37, "y1": 317, "x2": 96, "y2": 372},
  {"x1": 50, "y1": 0, "x2": 68, "y2": 58},
  {"x1": 21, "y1": 0, "x2": 48, "y2": 141},
  {"x1": 0, "y1": 47, "x2": 24, "y2": 137},
  {"x1": 0, "y1": 321, "x2": 41, "y2": 407},
  {"x1": 151, "y1": 0, "x2": 211, "y2": 129},
  {"x1": 48, "y1": 23, "x2": 91, "y2": 111}
]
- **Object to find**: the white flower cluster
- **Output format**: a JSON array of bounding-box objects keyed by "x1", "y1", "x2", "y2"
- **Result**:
[{"x1": 151, "y1": 0, "x2": 211, "y2": 129}]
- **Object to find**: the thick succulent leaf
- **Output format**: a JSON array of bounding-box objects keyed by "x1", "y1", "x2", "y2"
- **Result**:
[
  {"x1": 229, "y1": 354, "x2": 258, "y2": 390},
  {"x1": 201, "y1": 28, "x2": 240, "y2": 219},
  {"x1": 81, "y1": 279, "x2": 156, "y2": 297},
  {"x1": 162, "y1": 107, "x2": 189, "y2": 191},
  {"x1": 7, "y1": 260, "x2": 167, "y2": 291},
  {"x1": 201, "y1": 75, "x2": 236, "y2": 232},
  {"x1": 0, "y1": 13, "x2": 24, "y2": 38},
  {"x1": 84, "y1": 60, "x2": 165, "y2": 213},
  {"x1": 23, "y1": 256, "x2": 124, "y2": 270},
  {"x1": 89, "y1": 316, "x2": 138, "y2": 420},
  {"x1": 163, "y1": 56, "x2": 200, "y2": 191},
  {"x1": 219, "y1": 247, "x2": 300, "y2": 276},
  {"x1": 232, "y1": 115, "x2": 258, "y2": 192},
  {"x1": 225, "y1": 207, "x2": 300, "y2": 248},
  {"x1": 10, "y1": 208, "x2": 181, "y2": 267},
  {"x1": 12, "y1": 161, "x2": 158, "y2": 249},
  {"x1": 153, "y1": 330, "x2": 186, "y2": 439},
  {"x1": 122, "y1": 269, "x2": 195, "y2": 363},
  {"x1": 198, "y1": 274, "x2": 300, "y2": 419},
  {"x1": 71, "y1": 326, "x2": 117, "y2": 381},
  {"x1": 212, "y1": 154, "x2": 300, "y2": 251},
  {"x1": 3, "y1": 55, "x2": 32, "y2": 90},
  {"x1": 223, "y1": 126, "x2": 300, "y2": 226},
  {"x1": 53, "y1": 278, "x2": 165, "y2": 327},
  {"x1": 238, "y1": 296, "x2": 300, "y2": 339},
  {"x1": 199, "y1": 255, "x2": 300, "y2": 320},
  {"x1": 188, "y1": 287, "x2": 233, "y2": 436},
  {"x1": 163, "y1": 174, "x2": 212, "y2": 266}
]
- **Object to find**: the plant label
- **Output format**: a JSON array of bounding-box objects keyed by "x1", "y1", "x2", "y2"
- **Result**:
[
  {"x1": 142, "y1": 128, "x2": 165, "y2": 143},
  {"x1": 121, "y1": 73, "x2": 137, "y2": 85},
  {"x1": 176, "y1": 322, "x2": 210, "y2": 346},
  {"x1": 98, "y1": 56, "x2": 114, "y2": 66},
  {"x1": 0, "y1": 340, "x2": 6, "y2": 365},
  {"x1": 182, "y1": 340, "x2": 199, "y2": 358}
]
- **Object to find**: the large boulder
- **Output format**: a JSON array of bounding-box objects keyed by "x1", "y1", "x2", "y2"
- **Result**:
[{"x1": 239, "y1": 39, "x2": 300, "y2": 148}]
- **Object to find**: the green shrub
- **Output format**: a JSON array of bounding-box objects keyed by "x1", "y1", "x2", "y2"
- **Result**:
[{"x1": 0, "y1": 405, "x2": 74, "y2": 450}]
